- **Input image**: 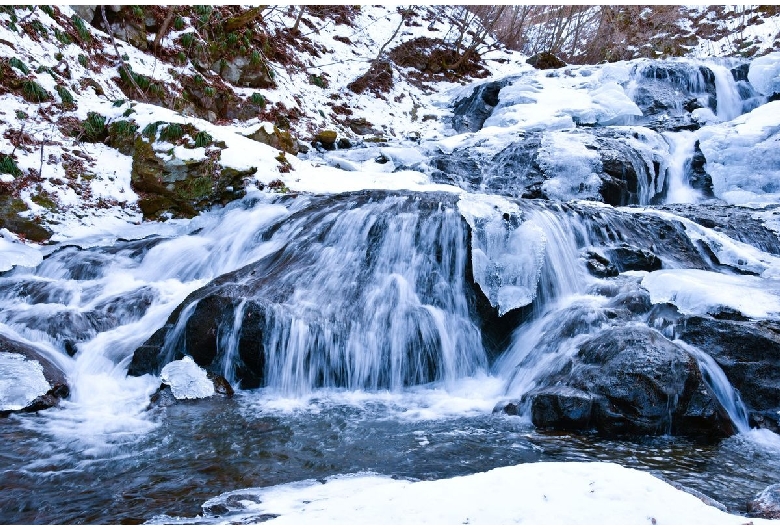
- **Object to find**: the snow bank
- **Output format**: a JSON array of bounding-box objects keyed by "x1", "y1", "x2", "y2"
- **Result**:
[
  {"x1": 0, "y1": 230, "x2": 43, "y2": 272},
  {"x1": 152, "y1": 462, "x2": 767, "y2": 525}
]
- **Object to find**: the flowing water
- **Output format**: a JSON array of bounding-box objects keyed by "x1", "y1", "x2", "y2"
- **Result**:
[{"x1": 2, "y1": 57, "x2": 780, "y2": 524}]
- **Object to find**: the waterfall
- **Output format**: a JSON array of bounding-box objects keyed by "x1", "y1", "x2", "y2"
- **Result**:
[
  {"x1": 709, "y1": 63, "x2": 745, "y2": 122},
  {"x1": 661, "y1": 130, "x2": 701, "y2": 204}
]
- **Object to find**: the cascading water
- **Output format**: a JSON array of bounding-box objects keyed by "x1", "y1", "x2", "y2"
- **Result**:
[{"x1": 3, "y1": 52, "x2": 780, "y2": 524}]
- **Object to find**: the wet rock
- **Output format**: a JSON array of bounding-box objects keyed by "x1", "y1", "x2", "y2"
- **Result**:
[
  {"x1": 452, "y1": 79, "x2": 512, "y2": 133},
  {"x1": 529, "y1": 327, "x2": 735, "y2": 437},
  {"x1": 526, "y1": 52, "x2": 566, "y2": 70},
  {"x1": 748, "y1": 484, "x2": 780, "y2": 519},
  {"x1": 584, "y1": 251, "x2": 618, "y2": 278},
  {"x1": 314, "y1": 130, "x2": 338, "y2": 150},
  {"x1": 0, "y1": 334, "x2": 69, "y2": 415},
  {"x1": 672, "y1": 314, "x2": 780, "y2": 432},
  {"x1": 529, "y1": 386, "x2": 594, "y2": 431},
  {"x1": 606, "y1": 245, "x2": 663, "y2": 272}
]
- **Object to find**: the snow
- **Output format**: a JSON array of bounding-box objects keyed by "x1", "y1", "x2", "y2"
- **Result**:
[
  {"x1": 151, "y1": 461, "x2": 772, "y2": 525},
  {"x1": 0, "y1": 230, "x2": 43, "y2": 271},
  {"x1": 0, "y1": 352, "x2": 50, "y2": 411},
  {"x1": 160, "y1": 356, "x2": 215, "y2": 400},
  {"x1": 642, "y1": 269, "x2": 780, "y2": 319}
]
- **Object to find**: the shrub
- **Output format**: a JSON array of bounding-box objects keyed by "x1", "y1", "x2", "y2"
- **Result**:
[
  {"x1": 204, "y1": 86, "x2": 215, "y2": 97},
  {"x1": 71, "y1": 14, "x2": 90, "y2": 42},
  {"x1": 54, "y1": 28, "x2": 71, "y2": 45},
  {"x1": 78, "y1": 54, "x2": 88, "y2": 67},
  {"x1": 113, "y1": 99, "x2": 126, "y2": 107},
  {"x1": 309, "y1": 74, "x2": 327, "y2": 88},
  {"x1": 15, "y1": 110, "x2": 27, "y2": 120},
  {"x1": 22, "y1": 80, "x2": 50, "y2": 102},
  {"x1": 173, "y1": 16, "x2": 184, "y2": 31},
  {"x1": 194, "y1": 130, "x2": 212, "y2": 148},
  {"x1": 251, "y1": 92, "x2": 265, "y2": 106},
  {"x1": 0, "y1": 155, "x2": 22, "y2": 177},
  {"x1": 109, "y1": 119, "x2": 138, "y2": 140},
  {"x1": 142, "y1": 122, "x2": 161, "y2": 140},
  {"x1": 82, "y1": 112, "x2": 107, "y2": 142},
  {"x1": 181, "y1": 32, "x2": 194, "y2": 48},
  {"x1": 9, "y1": 57, "x2": 29, "y2": 74},
  {"x1": 160, "y1": 123, "x2": 184, "y2": 142},
  {"x1": 56, "y1": 85, "x2": 74, "y2": 105}
]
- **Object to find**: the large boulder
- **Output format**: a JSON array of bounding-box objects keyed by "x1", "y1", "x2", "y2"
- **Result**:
[
  {"x1": 528, "y1": 327, "x2": 735, "y2": 437},
  {"x1": 0, "y1": 334, "x2": 69, "y2": 415}
]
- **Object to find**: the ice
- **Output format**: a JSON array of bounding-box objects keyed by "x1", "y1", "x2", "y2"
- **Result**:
[
  {"x1": 642, "y1": 269, "x2": 780, "y2": 319},
  {"x1": 748, "y1": 51, "x2": 780, "y2": 97},
  {"x1": 160, "y1": 356, "x2": 215, "y2": 400},
  {"x1": 0, "y1": 352, "x2": 50, "y2": 411},
  {"x1": 697, "y1": 100, "x2": 780, "y2": 204}
]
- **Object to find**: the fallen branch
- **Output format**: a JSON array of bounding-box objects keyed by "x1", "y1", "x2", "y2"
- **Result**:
[{"x1": 153, "y1": 6, "x2": 177, "y2": 55}]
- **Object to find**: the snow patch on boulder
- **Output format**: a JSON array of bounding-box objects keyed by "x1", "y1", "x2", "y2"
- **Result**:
[{"x1": 0, "y1": 352, "x2": 50, "y2": 411}]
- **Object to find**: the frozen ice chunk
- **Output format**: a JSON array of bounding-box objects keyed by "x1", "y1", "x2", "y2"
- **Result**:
[
  {"x1": 160, "y1": 356, "x2": 215, "y2": 399},
  {"x1": 748, "y1": 52, "x2": 780, "y2": 97},
  {"x1": 0, "y1": 352, "x2": 50, "y2": 411},
  {"x1": 642, "y1": 269, "x2": 780, "y2": 319}
]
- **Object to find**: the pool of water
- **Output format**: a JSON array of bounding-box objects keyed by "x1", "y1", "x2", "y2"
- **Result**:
[{"x1": 2, "y1": 387, "x2": 779, "y2": 524}]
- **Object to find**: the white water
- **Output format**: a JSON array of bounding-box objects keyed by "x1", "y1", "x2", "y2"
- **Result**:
[{"x1": 662, "y1": 130, "x2": 702, "y2": 204}]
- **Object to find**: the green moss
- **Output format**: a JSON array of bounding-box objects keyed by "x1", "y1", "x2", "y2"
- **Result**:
[
  {"x1": 250, "y1": 92, "x2": 265, "y2": 106},
  {"x1": 15, "y1": 110, "x2": 27, "y2": 120},
  {"x1": 40, "y1": 5, "x2": 54, "y2": 17},
  {"x1": 180, "y1": 175, "x2": 213, "y2": 200},
  {"x1": 31, "y1": 193, "x2": 58, "y2": 210},
  {"x1": 78, "y1": 54, "x2": 88, "y2": 68},
  {"x1": 204, "y1": 86, "x2": 215, "y2": 97},
  {"x1": 173, "y1": 16, "x2": 184, "y2": 31}
]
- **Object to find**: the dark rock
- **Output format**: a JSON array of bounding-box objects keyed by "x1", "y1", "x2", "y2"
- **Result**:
[
  {"x1": 606, "y1": 245, "x2": 663, "y2": 272},
  {"x1": 673, "y1": 315, "x2": 780, "y2": 431},
  {"x1": 748, "y1": 484, "x2": 780, "y2": 519},
  {"x1": 530, "y1": 386, "x2": 594, "y2": 431},
  {"x1": 526, "y1": 52, "x2": 566, "y2": 70},
  {"x1": 208, "y1": 372, "x2": 235, "y2": 397},
  {"x1": 688, "y1": 140, "x2": 715, "y2": 198},
  {"x1": 337, "y1": 138, "x2": 352, "y2": 149},
  {"x1": 528, "y1": 327, "x2": 735, "y2": 437},
  {"x1": 492, "y1": 400, "x2": 521, "y2": 416},
  {"x1": 452, "y1": 79, "x2": 512, "y2": 133},
  {"x1": 584, "y1": 251, "x2": 618, "y2": 278}
]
